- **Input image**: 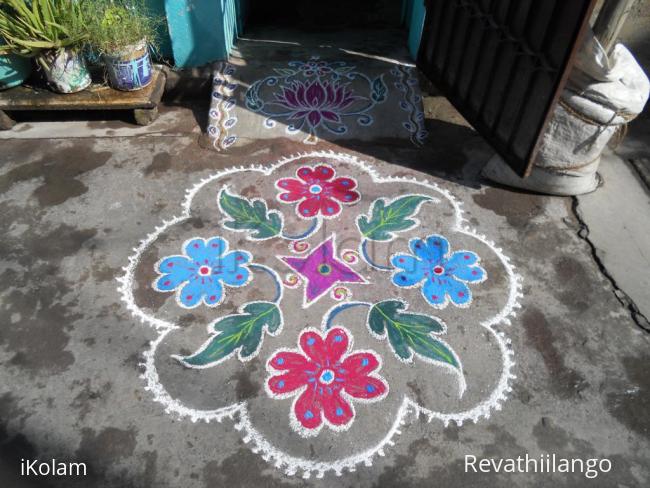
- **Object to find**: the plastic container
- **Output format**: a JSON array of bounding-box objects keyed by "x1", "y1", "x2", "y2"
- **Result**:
[
  {"x1": 104, "y1": 40, "x2": 153, "y2": 91},
  {"x1": 0, "y1": 53, "x2": 32, "y2": 90}
]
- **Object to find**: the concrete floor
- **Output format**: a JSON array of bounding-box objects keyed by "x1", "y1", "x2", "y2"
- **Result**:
[{"x1": 1, "y1": 34, "x2": 650, "y2": 488}]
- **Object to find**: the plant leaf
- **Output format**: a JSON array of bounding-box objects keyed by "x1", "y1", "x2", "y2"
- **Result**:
[
  {"x1": 178, "y1": 302, "x2": 282, "y2": 367},
  {"x1": 371, "y1": 75, "x2": 388, "y2": 103},
  {"x1": 357, "y1": 195, "x2": 431, "y2": 241},
  {"x1": 219, "y1": 189, "x2": 282, "y2": 239},
  {"x1": 245, "y1": 79, "x2": 266, "y2": 111},
  {"x1": 368, "y1": 300, "x2": 458, "y2": 368}
]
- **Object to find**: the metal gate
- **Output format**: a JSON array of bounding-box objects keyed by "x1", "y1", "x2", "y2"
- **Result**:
[{"x1": 417, "y1": 0, "x2": 597, "y2": 176}]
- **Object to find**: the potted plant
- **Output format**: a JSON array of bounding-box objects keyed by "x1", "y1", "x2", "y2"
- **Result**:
[
  {"x1": 84, "y1": 1, "x2": 159, "y2": 91},
  {"x1": 0, "y1": 43, "x2": 31, "y2": 90},
  {"x1": 0, "y1": 0, "x2": 90, "y2": 94}
]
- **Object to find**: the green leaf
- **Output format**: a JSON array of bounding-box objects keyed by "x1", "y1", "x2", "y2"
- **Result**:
[
  {"x1": 245, "y1": 79, "x2": 265, "y2": 111},
  {"x1": 357, "y1": 195, "x2": 432, "y2": 241},
  {"x1": 219, "y1": 189, "x2": 282, "y2": 240},
  {"x1": 371, "y1": 75, "x2": 388, "y2": 103},
  {"x1": 178, "y1": 302, "x2": 282, "y2": 367},
  {"x1": 368, "y1": 300, "x2": 459, "y2": 368}
]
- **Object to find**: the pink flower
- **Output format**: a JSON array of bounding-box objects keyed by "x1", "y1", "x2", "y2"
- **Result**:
[
  {"x1": 266, "y1": 327, "x2": 388, "y2": 435},
  {"x1": 274, "y1": 79, "x2": 360, "y2": 128},
  {"x1": 275, "y1": 164, "x2": 361, "y2": 218}
]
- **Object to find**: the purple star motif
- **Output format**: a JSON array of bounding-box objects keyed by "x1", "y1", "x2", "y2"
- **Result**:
[{"x1": 279, "y1": 235, "x2": 366, "y2": 306}]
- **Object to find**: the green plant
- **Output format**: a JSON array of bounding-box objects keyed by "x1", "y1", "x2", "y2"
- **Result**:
[
  {"x1": 0, "y1": 0, "x2": 88, "y2": 57},
  {"x1": 83, "y1": 0, "x2": 160, "y2": 55}
]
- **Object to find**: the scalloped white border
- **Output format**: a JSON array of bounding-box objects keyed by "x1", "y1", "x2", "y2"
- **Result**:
[{"x1": 116, "y1": 151, "x2": 523, "y2": 478}]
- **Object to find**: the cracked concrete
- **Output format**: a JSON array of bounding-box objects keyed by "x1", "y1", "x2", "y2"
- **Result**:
[{"x1": 1, "y1": 45, "x2": 650, "y2": 487}]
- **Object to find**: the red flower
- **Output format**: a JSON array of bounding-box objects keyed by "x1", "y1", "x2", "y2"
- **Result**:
[
  {"x1": 266, "y1": 327, "x2": 388, "y2": 436},
  {"x1": 275, "y1": 164, "x2": 360, "y2": 219}
]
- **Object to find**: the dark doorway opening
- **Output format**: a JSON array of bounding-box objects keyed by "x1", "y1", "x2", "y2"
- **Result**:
[{"x1": 246, "y1": 0, "x2": 403, "y2": 30}]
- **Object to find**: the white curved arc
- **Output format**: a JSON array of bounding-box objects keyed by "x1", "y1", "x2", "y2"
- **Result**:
[{"x1": 117, "y1": 150, "x2": 523, "y2": 477}]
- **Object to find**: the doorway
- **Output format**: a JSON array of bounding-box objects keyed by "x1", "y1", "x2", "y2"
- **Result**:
[{"x1": 246, "y1": 0, "x2": 403, "y2": 30}]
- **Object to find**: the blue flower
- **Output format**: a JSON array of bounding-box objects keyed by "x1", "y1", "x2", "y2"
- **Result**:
[
  {"x1": 390, "y1": 235, "x2": 486, "y2": 309},
  {"x1": 154, "y1": 237, "x2": 251, "y2": 308}
]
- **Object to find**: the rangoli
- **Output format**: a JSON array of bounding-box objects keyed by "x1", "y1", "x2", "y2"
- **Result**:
[
  {"x1": 119, "y1": 152, "x2": 522, "y2": 477},
  {"x1": 208, "y1": 57, "x2": 428, "y2": 150}
]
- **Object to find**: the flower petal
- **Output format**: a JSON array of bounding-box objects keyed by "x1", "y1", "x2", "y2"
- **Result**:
[
  {"x1": 202, "y1": 280, "x2": 224, "y2": 305},
  {"x1": 321, "y1": 110, "x2": 340, "y2": 122},
  {"x1": 449, "y1": 264, "x2": 485, "y2": 283},
  {"x1": 330, "y1": 177, "x2": 357, "y2": 191},
  {"x1": 391, "y1": 254, "x2": 422, "y2": 273},
  {"x1": 299, "y1": 330, "x2": 328, "y2": 365},
  {"x1": 179, "y1": 279, "x2": 205, "y2": 308},
  {"x1": 444, "y1": 277, "x2": 472, "y2": 306},
  {"x1": 311, "y1": 165, "x2": 335, "y2": 181},
  {"x1": 341, "y1": 352, "x2": 380, "y2": 376},
  {"x1": 269, "y1": 351, "x2": 311, "y2": 372},
  {"x1": 156, "y1": 256, "x2": 194, "y2": 289},
  {"x1": 446, "y1": 250, "x2": 479, "y2": 267},
  {"x1": 325, "y1": 328, "x2": 349, "y2": 364},
  {"x1": 422, "y1": 278, "x2": 447, "y2": 307},
  {"x1": 319, "y1": 197, "x2": 341, "y2": 218},
  {"x1": 184, "y1": 238, "x2": 210, "y2": 262},
  {"x1": 293, "y1": 389, "x2": 323, "y2": 430},
  {"x1": 267, "y1": 372, "x2": 308, "y2": 396},
  {"x1": 276, "y1": 177, "x2": 307, "y2": 195},
  {"x1": 155, "y1": 272, "x2": 188, "y2": 292},
  {"x1": 322, "y1": 391, "x2": 354, "y2": 427},
  {"x1": 343, "y1": 375, "x2": 387, "y2": 400},
  {"x1": 306, "y1": 80, "x2": 326, "y2": 107},
  {"x1": 297, "y1": 197, "x2": 321, "y2": 218},
  {"x1": 307, "y1": 111, "x2": 322, "y2": 127},
  {"x1": 335, "y1": 190, "x2": 360, "y2": 204},
  {"x1": 216, "y1": 250, "x2": 250, "y2": 276},
  {"x1": 391, "y1": 255, "x2": 425, "y2": 287},
  {"x1": 219, "y1": 260, "x2": 249, "y2": 287},
  {"x1": 282, "y1": 87, "x2": 298, "y2": 108},
  {"x1": 409, "y1": 235, "x2": 449, "y2": 262}
]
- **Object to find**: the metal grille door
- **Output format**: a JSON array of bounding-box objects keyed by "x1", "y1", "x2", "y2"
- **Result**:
[{"x1": 417, "y1": 0, "x2": 597, "y2": 176}]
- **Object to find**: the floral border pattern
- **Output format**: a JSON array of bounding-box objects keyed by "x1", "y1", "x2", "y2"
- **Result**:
[{"x1": 208, "y1": 61, "x2": 239, "y2": 151}]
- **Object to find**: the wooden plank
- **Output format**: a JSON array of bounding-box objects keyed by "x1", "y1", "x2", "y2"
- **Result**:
[{"x1": 0, "y1": 69, "x2": 165, "y2": 111}]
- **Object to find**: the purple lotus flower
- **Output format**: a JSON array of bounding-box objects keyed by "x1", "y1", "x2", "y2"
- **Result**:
[{"x1": 274, "y1": 80, "x2": 361, "y2": 128}]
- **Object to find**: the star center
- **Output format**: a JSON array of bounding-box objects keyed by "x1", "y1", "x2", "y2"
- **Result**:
[{"x1": 279, "y1": 235, "x2": 366, "y2": 307}]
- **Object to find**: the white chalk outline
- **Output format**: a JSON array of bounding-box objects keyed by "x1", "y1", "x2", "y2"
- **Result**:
[{"x1": 117, "y1": 151, "x2": 523, "y2": 478}]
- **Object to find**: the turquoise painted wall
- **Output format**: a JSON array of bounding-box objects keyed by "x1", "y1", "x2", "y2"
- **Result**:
[
  {"x1": 164, "y1": 0, "x2": 242, "y2": 68},
  {"x1": 406, "y1": 0, "x2": 426, "y2": 60}
]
